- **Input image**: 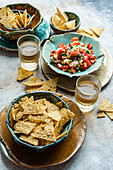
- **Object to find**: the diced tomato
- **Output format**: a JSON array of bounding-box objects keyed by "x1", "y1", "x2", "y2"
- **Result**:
[
  {"x1": 73, "y1": 41, "x2": 81, "y2": 46},
  {"x1": 58, "y1": 43, "x2": 64, "y2": 48},
  {"x1": 71, "y1": 68, "x2": 76, "y2": 74},
  {"x1": 57, "y1": 63, "x2": 62, "y2": 69},
  {"x1": 85, "y1": 43, "x2": 90, "y2": 48},
  {"x1": 83, "y1": 56, "x2": 88, "y2": 61},
  {"x1": 85, "y1": 60, "x2": 91, "y2": 68},
  {"x1": 88, "y1": 44, "x2": 93, "y2": 49},
  {"x1": 88, "y1": 55, "x2": 95, "y2": 60},
  {"x1": 57, "y1": 48, "x2": 65, "y2": 57},
  {"x1": 70, "y1": 51, "x2": 77, "y2": 57},
  {"x1": 71, "y1": 37, "x2": 79, "y2": 42},
  {"x1": 62, "y1": 65, "x2": 69, "y2": 72},
  {"x1": 90, "y1": 49, "x2": 94, "y2": 54}
]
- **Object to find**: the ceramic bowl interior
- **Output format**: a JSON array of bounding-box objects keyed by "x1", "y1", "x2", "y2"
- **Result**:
[
  {"x1": 43, "y1": 32, "x2": 105, "y2": 78},
  {"x1": 6, "y1": 91, "x2": 73, "y2": 151},
  {"x1": 0, "y1": 3, "x2": 43, "y2": 40},
  {"x1": 50, "y1": 11, "x2": 80, "y2": 34},
  {"x1": 3, "y1": 10, "x2": 32, "y2": 31}
]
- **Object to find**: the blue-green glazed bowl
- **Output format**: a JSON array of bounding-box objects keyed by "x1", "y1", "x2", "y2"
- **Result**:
[
  {"x1": 0, "y1": 3, "x2": 43, "y2": 40},
  {"x1": 50, "y1": 11, "x2": 80, "y2": 34},
  {"x1": 6, "y1": 91, "x2": 73, "y2": 151},
  {"x1": 43, "y1": 32, "x2": 105, "y2": 78}
]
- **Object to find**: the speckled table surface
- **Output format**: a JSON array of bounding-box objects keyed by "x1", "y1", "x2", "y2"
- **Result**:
[{"x1": 0, "y1": 0, "x2": 113, "y2": 170}]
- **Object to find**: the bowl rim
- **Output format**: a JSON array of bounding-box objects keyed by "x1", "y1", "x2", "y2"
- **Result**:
[
  {"x1": 2, "y1": 9, "x2": 32, "y2": 31},
  {"x1": 49, "y1": 11, "x2": 81, "y2": 32},
  {"x1": 0, "y1": 3, "x2": 43, "y2": 34},
  {"x1": 43, "y1": 32, "x2": 105, "y2": 77},
  {"x1": 5, "y1": 91, "x2": 73, "y2": 151}
]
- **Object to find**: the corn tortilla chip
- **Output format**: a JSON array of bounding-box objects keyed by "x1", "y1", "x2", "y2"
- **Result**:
[
  {"x1": 56, "y1": 131, "x2": 67, "y2": 140},
  {"x1": 17, "y1": 67, "x2": 33, "y2": 81},
  {"x1": 105, "y1": 112, "x2": 113, "y2": 120},
  {"x1": 97, "y1": 111, "x2": 105, "y2": 118},
  {"x1": 56, "y1": 7, "x2": 68, "y2": 23},
  {"x1": 23, "y1": 77, "x2": 43, "y2": 87},
  {"x1": 13, "y1": 121, "x2": 37, "y2": 135},
  {"x1": 56, "y1": 101, "x2": 63, "y2": 108},
  {"x1": 31, "y1": 122, "x2": 56, "y2": 142},
  {"x1": 65, "y1": 20, "x2": 76, "y2": 29},
  {"x1": 25, "y1": 84, "x2": 50, "y2": 93},
  {"x1": 90, "y1": 28, "x2": 104, "y2": 37},
  {"x1": 42, "y1": 78, "x2": 58, "y2": 92},
  {"x1": 81, "y1": 28, "x2": 94, "y2": 36},
  {"x1": 99, "y1": 98, "x2": 113, "y2": 112},
  {"x1": 0, "y1": 6, "x2": 7, "y2": 19},
  {"x1": 19, "y1": 134, "x2": 38, "y2": 146}
]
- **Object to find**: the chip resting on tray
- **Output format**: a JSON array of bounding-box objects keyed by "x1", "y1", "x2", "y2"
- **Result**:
[{"x1": 10, "y1": 96, "x2": 75, "y2": 146}]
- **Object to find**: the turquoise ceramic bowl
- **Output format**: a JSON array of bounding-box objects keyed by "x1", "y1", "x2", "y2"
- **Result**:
[
  {"x1": 43, "y1": 32, "x2": 105, "y2": 78},
  {"x1": 6, "y1": 91, "x2": 73, "y2": 151},
  {"x1": 0, "y1": 3, "x2": 43, "y2": 40},
  {"x1": 50, "y1": 11, "x2": 80, "y2": 34}
]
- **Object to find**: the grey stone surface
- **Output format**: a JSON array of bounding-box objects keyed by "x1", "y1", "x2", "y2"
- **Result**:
[{"x1": 0, "y1": 0, "x2": 113, "y2": 170}]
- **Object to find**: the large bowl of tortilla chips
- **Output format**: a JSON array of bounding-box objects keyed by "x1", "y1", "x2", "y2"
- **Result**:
[
  {"x1": 6, "y1": 91, "x2": 74, "y2": 151},
  {"x1": 0, "y1": 3, "x2": 43, "y2": 40}
]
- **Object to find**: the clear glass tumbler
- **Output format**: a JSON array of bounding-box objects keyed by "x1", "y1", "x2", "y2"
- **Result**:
[
  {"x1": 75, "y1": 75, "x2": 101, "y2": 112},
  {"x1": 17, "y1": 34, "x2": 40, "y2": 71}
]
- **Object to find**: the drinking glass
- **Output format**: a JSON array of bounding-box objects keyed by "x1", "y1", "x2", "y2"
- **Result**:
[
  {"x1": 17, "y1": 34, "x2": 40, "y2": 71},
  {"x1": 75, "y1": 75, "x2": 101, "y2": 112}
]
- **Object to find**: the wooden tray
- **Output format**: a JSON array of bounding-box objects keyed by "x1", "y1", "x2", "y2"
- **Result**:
[
  {"x1": 41, "y1": 46, "x2": 113, "y2": 92},
  {"x1": 0, "y1": 93, "x2": 86, "y2": 168}
]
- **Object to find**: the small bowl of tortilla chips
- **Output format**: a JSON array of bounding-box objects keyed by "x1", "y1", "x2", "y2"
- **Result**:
[
  {"x1": 50, "y1": 7, "x2": 80, "y2": 34},
  {"x1": 6, "y1": 91, "x2": 75, "y2": 151},
  {"x1": 0, "y1": 3, "x2": 43, "y2": 40}
]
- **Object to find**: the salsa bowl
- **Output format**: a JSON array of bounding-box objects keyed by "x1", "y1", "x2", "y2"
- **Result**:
[{"x1": 43, "y1": 32, "x2": 104, "y2": 78}]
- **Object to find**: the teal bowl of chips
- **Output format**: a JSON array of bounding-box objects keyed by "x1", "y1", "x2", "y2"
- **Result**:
[
  {"x1": 43, "y1": 32, "x2": 105, "y2": 78},
  {"x1": 6, "y1": 91, "x2": 74, "y2": 151},
  {"x1": 0, "y1": 3, "x2": 43, "y2": 40}
]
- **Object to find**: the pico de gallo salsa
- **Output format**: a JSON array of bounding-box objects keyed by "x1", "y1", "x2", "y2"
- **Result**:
[{"x1": 50, "y1": 37, "x2": 96, "y2": 74}]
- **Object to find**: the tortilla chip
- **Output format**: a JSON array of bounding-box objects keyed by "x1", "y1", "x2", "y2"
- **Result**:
[
  {"x1": 46, "y1": 103, "x2": 61, "y2": 121},
  {"x1": 42, "y1": 78, "x2": 58, "y2": 92},
  {"x1": 17, "y1": 67, "x2": 33, "y2": 81},
  {"x1": 6, "y1": 7, "x2": 14, "y2": 16},
  {"x1": 13, "y1": 121, "x2": 37, "y2": 135},
  {"x1": 99, "y1": 98, "x2": 113, "y2": 112},
  {"x1": 54, "y1": 108, "x2": 75, "y2": 136},
  {"x1": 0, "y1": 18, "x2": 13, "y2": 29},
  {"x1": 81, "y1": 28, "x2": 94, "y2": 36},
  {"x1": 65, "y1": 20, "x2": 76, "y2": 29},
  {"x1": 0, "y1": 6, "x2": 7, "y2": 19},
  {"x1": 16, "y1": 111, "x2": 24, "y2": 121},
  {"x1": 23, "y1": 77, "x2": 43, "y2": 87},
  {"x1": 97, "y1": 111, "x2": 105, "y2": 118},
  {"x1": 19, "y1": 134, "x2": 38, "y2": 146},
  {"x1": 56, "y1": 131, "x2": 67, "y2": 140},
  {"x1": 22, "y1": 9, "x2": 27, "y2": 27},
  {"x1": 90, "y1": 28, "x2": 104, "y2": 37},
  {"x1": 56, "y1": 101, "x2": 63, "y2": 108},
  {"x1": 10, "y1": 108, "x2": 14, "y2": 127},
  {"x1": 11, "y1": 108, "x2": 19, "y2": 121},
  {"x1": 25, "y1": 84, "x2": 50, "y2": 93},
  {"x1": 105, "y1": 112, "x2": 113, "y2": 120},
  {"x1": 31, "y1": 122, "x2": 56, "y2": 142}
]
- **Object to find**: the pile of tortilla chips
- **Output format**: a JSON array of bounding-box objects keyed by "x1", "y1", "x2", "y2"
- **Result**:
[
  {"x1": 0, "y1": 6, "x2": 34, "y2": 30},
  {"x1": 10, "y1": 96, "x2": 75, "y2": 146},
  {"x1": 51, "y1": 7, "x2": 76, "y2": 30},
  {"x1": 97, "y1": 98, "x2": 113, "y2": 120},
  {"x1": 77, "y1": 27, "x2": 104, "y2": 40}
]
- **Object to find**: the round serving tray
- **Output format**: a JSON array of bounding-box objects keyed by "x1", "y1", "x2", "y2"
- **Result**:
[
  {"x1": 0, "y1": 93, "x2": 86, "y2": 168},
  {"x1": 41, "y1": 46, "x2": 113, "y2": 92}
]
